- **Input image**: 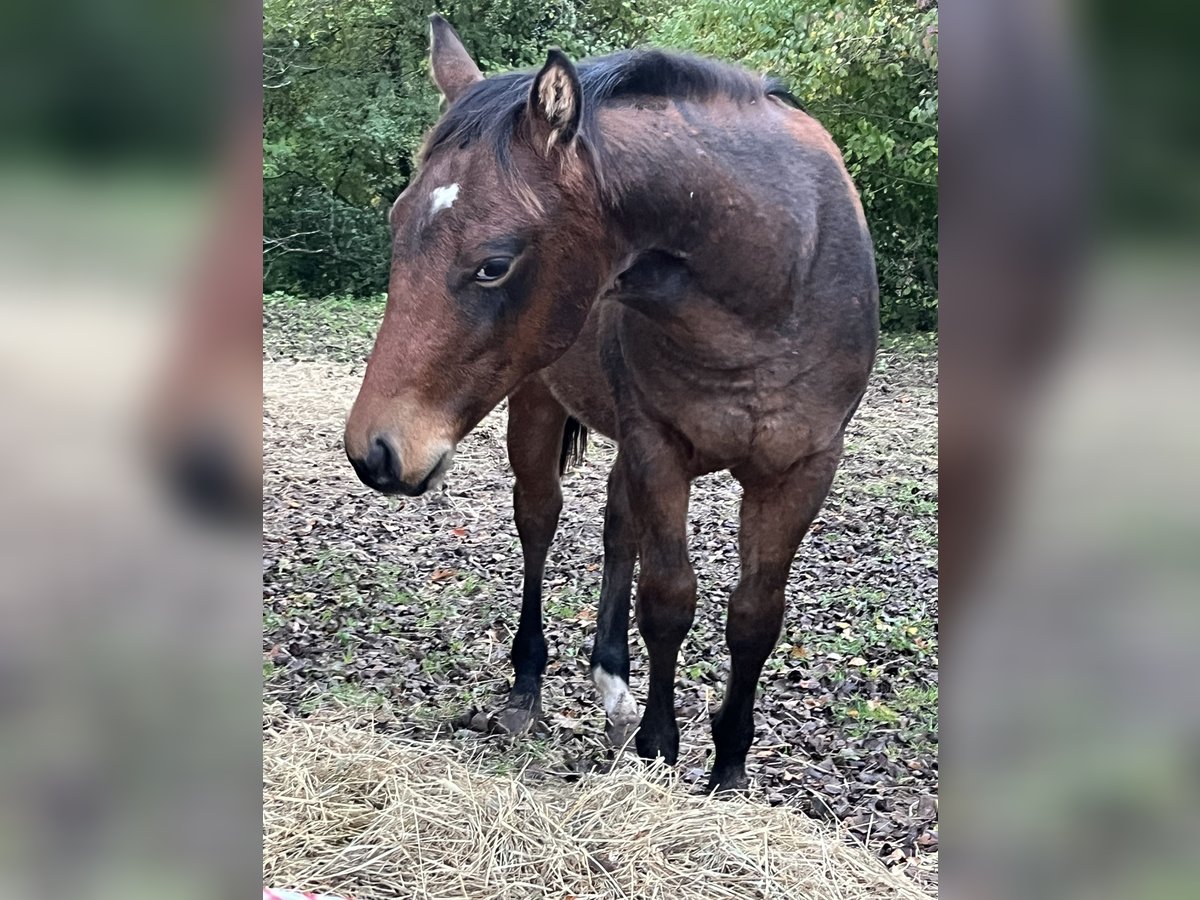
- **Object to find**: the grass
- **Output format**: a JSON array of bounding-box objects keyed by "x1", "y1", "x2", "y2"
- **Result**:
[
  {"x1": 877, "y1": 331, "x2": 938, "y2": 358},
  {"x1": 683, "y1": 658, "x2": 722, "y2": 683},
  {"x1": 801, "y1": 619, "x2": 937, "y2": 666},
  {"x1": 545, "y1": 590, "x2": 584, "y2": 621},
  {"x1": 838, "y1": 683, "x2": 939, "y2": 740},
  {"x1": 859, "y1": 475, "x2": 938, "y2": 517},
  {"x1": 263, "y1": 292, "x2": 386, "y2": 363},
  {"x1": 298, "y1": 682, "x2": 388, "y2": 715}
]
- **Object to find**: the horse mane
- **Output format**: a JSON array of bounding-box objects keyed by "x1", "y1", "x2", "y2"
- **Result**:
[{"x1": 420, "y1": 48, "x2": 800, "y2": 176}]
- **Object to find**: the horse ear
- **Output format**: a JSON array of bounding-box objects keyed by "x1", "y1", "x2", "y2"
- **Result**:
[
  {"x1": 528, "y1": 49, "x2": 583, "y2": 152},
  {"x1": 428, "y1": 14, "x2": 482, "y2": 104}
]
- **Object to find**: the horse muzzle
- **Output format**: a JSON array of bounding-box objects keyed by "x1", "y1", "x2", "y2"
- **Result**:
[{"x1": 347, "y1": 434, "x2": 455, "y2": 497}]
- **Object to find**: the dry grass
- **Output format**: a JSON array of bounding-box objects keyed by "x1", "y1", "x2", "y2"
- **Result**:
[{"x1": 264, "y1": 710, "x2": 931, "y2": 900}]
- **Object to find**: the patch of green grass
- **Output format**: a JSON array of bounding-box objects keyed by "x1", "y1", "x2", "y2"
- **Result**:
[
  {"x1": 810, "y1": 585, "x2": 888, "y2": 608},
  {"x1": 878, "y1": 331, "x2": 938, "y2": 357},
  {"x1": 803, "y1": 611, "x2": 937, "y2": 661},
  {"x1": 789, "y1": 591, "x2": 938, "y2": 683},
  {"x1": 836, "y1": 682, "x2": 939, "y2": 740},
  {"x1": 410, "y1": 682, "x2": 499, "y2": 727},
  {"x1": 894, "y1": 683, "x2": 939, "y2": 736},
  {"x1": 416, "y1": 604, "x2": 453, "y2": 628},
  {"x1": 440, "y1": 574, "x2": 483, "y2": 598},
  {"x1": 912, "y1": 525, "x2": 938, "y2": 547},
  {"x1": 298, "y1": 682, "x2": 387, "y2": 715},
  {"x1": 837, "y1": 697, "x2": 901, "y2": 729},
  {"x1": 683, "y1": 658, "x2": 721, "y2": 682},
  {"x1": 263, "y1": 609, "x2": 284, "y2": 633},
  {"x1": 264, "y1": 293, "x2": 387, "y2": 362},
  {"x1": 545, "y1": 590, "x2": 584, "y2": 620},
  {"x1": 485, "y1": 736, "x2": 557, "y2": 776},
  {"x1": 420, "y1": 654, "x2": 452, "y2": 677},
  {"x1": 859, "y1": 476, "x2": 938, "y2": 516}
]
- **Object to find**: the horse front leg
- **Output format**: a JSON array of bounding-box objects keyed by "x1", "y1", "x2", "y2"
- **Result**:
[
  {"x1": 618, "y1": 437, "x2": 696, "y2": 765},
  {"x1": 490, "y1": 378, "x2": 568, "y2": 735},
  {"x1": 590, "y1": 459, "x2": 639, "y2": 748},
  {"x1": 709, "y1": 443, "x2": 843, "y2": 792}
]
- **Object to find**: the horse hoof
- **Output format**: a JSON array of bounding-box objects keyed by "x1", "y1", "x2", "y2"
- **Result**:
[
  {"x1": 706, "y1": 769, "x2": 750, "y2": 795},
  {"x1": 635, "y1": 727, "x2": 680, "y2": 765},
  {"x1": 489, "y1": 696, "x2": 540, "y2": 735},
  {"x1": 605, "y1": 708, "x2": 640, "y2": 751},
  {"x1": 596, "y1": 676, "x2": 640, "y2": 751}
]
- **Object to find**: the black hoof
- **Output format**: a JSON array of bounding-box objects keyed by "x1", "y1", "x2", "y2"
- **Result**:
[
  {"x1": 489, "y1": 691, "x2": 541, "y2": 735},
  {"x1": 634, "y1": 722, "x2": 680, "y2": 765},
  {"x1": 706, "y1": 767, "x2": 750, "y2": 794}
]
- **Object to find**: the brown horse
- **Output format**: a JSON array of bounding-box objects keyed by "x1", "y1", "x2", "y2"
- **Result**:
[{"x1": 345, "y1": 16, "x2": 878, "y2": 792}]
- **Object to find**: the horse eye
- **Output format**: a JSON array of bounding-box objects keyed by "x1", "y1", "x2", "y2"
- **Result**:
[{"x1": 474, "y1": 257, "x2": 512, "y2": 284}]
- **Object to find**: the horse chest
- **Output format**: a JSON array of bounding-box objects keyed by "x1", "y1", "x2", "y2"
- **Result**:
[
  {"x1": 632, "y1": 359, "x2": 824, "y2": 474},
  {"x1": 546, "y1": 303, "x2": 850, "y2": 476}
]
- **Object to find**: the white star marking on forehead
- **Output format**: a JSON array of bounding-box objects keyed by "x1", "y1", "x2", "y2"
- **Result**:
[{"x1": 429, "y1": 183, "x2": 460, "y2": 216}]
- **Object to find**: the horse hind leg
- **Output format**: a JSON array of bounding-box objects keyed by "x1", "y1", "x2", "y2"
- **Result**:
[
  {"x1": 590, "y1": 460, "x2": 639, "y2": 749},
  {"x1": 709, "y1": 443, "x2": 843, "y2": 792},
  {"x1": 490, "y1": 379, "x2": 568, "y2": 735}
]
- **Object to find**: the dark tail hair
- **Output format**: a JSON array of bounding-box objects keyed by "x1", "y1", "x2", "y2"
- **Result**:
[{"x1": 559, "y1": 416, "x2": 588, "y2": 475}]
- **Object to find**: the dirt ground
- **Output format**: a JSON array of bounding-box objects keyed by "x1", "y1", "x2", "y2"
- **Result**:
[{"x1": 262, "y1": 294, "x2": 938, "y2": 889}]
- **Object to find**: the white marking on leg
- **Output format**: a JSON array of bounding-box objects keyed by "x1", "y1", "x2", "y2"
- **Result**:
[
  {"x1": 592, "y1": 668, "x2": 637, "y2": 721},
  {"x1": 429, "y1": 183, "x2": 460, "y2": 215}
]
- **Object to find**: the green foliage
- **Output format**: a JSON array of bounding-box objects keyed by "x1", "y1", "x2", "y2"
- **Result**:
[
  {"x1": 263, "y1": 1, "x2": 653, "y2": 295},
  {"x1": 263, "y1": 0, "x2": 937, "y2": 330}
]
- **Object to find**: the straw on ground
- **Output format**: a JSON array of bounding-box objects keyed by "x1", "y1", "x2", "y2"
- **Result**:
[{"x1": 264, "y1": 711, "x2": 931, "y2": 900}]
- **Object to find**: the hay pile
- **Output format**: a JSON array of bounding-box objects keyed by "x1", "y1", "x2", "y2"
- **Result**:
[{"x1": 264, "y1": 714, "x2": 930, "y2": 900}]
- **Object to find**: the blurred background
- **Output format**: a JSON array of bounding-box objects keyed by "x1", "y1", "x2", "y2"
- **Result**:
[
  {"x1": 0, "y1": 0, "x2": 1198, "y2": 897},
  {"x1": 0, "y1": 1, "x2": 260, "y2": 898}
]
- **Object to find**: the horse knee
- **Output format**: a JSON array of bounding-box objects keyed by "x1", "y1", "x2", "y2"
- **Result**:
[
  {"x1": 726, "y1": 582, "x2": 785, "y2": 661},
  {"x1": 637, "y1": 568, "x2": 697, "y2": 644},
  {"x1": 514, "y1": 482, "x2": 562, "y2": 548}
]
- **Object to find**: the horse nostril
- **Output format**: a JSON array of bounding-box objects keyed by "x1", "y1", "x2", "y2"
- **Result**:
[{"x1": 364, "y1": 436, "x2": 399, "y2": 486}]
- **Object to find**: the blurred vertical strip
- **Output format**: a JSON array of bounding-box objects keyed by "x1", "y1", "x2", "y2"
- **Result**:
[
  {"x1": 0, "y1": 2, "x2": 262, "y2": 899},
  {"x1": 945, "y1": 1, "x2": 1200, "y2": 899},
  {"x1": 939, "y1": 0, "x2": 1089, "y2": 617}
]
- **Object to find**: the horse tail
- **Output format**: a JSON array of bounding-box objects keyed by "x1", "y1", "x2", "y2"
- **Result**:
[{"x1": 559, "y1": 416, "x2": 588, "y2": 476}]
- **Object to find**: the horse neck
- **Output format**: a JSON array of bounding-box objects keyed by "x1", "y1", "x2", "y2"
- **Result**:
[
  {"x1": 596, "y1": 100, "x2": 762, "y2": 256},
  {"x1": 594, "y1": 100, "x2": 804, "y2": 330}
]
